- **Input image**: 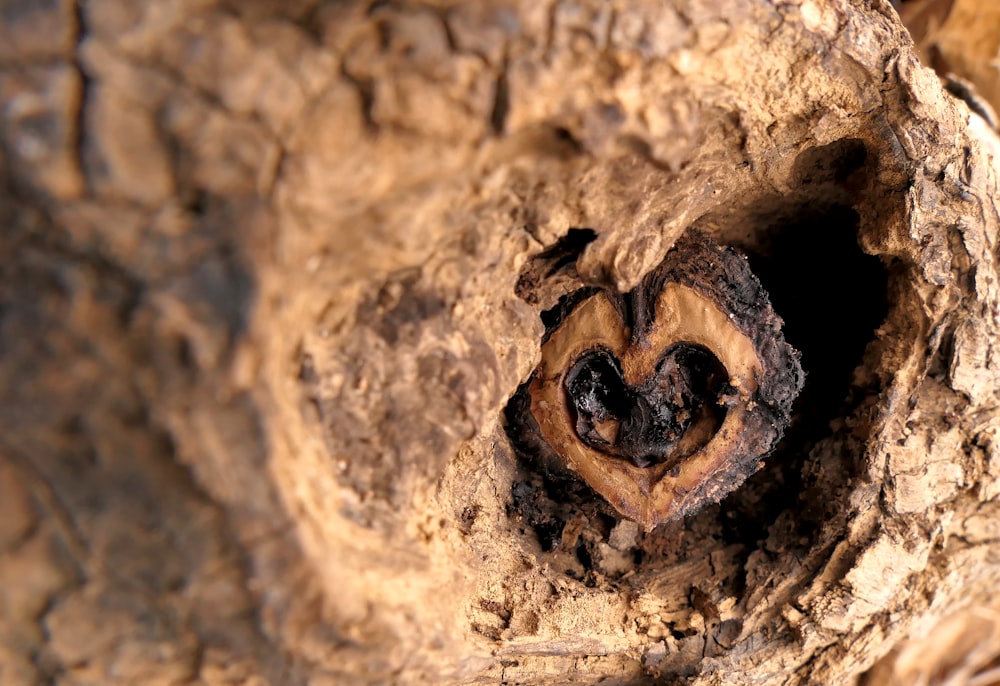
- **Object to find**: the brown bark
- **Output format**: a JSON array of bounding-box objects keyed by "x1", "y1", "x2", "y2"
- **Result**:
[{"x1": 2, "y1": 0, "x2": 1000, "y2": 684}]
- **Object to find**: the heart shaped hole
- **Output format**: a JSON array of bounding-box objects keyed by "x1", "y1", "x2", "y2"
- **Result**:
[{"x1": 564, "y1": 344, "x2": 730, "y2": 469}]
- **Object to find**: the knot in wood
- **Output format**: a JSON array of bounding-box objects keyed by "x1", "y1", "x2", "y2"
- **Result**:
[{"x1": 508, "y1": 231, "x2": 804, "y2": 531}]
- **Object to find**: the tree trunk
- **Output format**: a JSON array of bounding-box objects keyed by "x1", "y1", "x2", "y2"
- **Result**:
[{"x1": 3, "y1": 0, "x2": 1000, "y2": 684}]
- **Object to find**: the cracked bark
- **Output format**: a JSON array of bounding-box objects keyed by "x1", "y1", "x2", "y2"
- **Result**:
[{"x1": 3, "y1": 1, "x2": 1000, "y2": 685}]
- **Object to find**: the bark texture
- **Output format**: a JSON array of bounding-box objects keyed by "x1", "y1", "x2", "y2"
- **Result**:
[{"x1": 3, "y1": 0, "x2": 1000, "y2": 684}]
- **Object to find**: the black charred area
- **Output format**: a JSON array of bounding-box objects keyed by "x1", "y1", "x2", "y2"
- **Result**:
[
  {"x1": 504, "y1": 377, "x2": 625, "y2": 535},
  {"x1": 716, "y1": 137, "x2": 889, "y2": 546},
  {"x1": 564, "y1": 345, "x2": 728, "y2": 469},
  {"x1": 748, "y1": 205, "x2": 885, "y2": 441},
  {"x1": 504, "y1": 385, "x2": 562, "y2": 476},
  {"x1": 504, "y1": 230, "x2": 804, "y2": 554},
  {"x1": 638, "y1": 231, "x2": 805, "y2": 428},
  {"x1": 508, "y1": 479, "x2": 565, "y2": 552},
  {"x1": 722, "y1": 203, "x2": 889, "y2": 543}
]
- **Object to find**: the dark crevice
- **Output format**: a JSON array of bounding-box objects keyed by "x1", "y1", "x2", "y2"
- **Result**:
[
  {"x1": 538, "y1": 286, "x2": 600, "y2": 333},
  {"x1": 438, "y1": 10, "x2": 459, "y2": 53},
  {"x1": 541, "y1": 227, "x2": 597, "y2": 275},
  {"x1": 944, "y1": 76, "x2": 998, "y2": 129},
  {"x1": 490, "y1": 63, "x2": 510, "y2": 135},
  {"x1": 72, "y1": 0, "x2": 93, "y2": 195},
  {"x1": 722, "y1": 203, "x2": 889, "y2": 544},
  {"x1": 791, "y1": 138, "x2": 868, "y2": 186},
  {"x1": 515, "y1": 228, "x2": 597, "y2": 305},
  {"x1": 552, "y1": 126, "x2": 583, "y2": 154},
  {"x1": 748, "y1": 205, "x2": 885, "y2": 436},
  {"x1": 300, "y1": 3, "x2": 328, "y2": 45},
  {"x1": 340, "y1": 66, "x2": 377, "y2": 133},
  {"x1": 538, "y1": 229, "x2": 597, "y2": 276},
  {"x1": 565, "y1": 345, "x2": 728, "y2": 469}
]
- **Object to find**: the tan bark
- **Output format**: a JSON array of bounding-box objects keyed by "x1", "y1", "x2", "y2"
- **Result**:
[{"x1": 2, "y1": 0, "x2": 1000, "y2": 684}]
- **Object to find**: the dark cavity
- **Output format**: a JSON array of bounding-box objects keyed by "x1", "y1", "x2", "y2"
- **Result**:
[{"x1": 564, "y1": 344, "x2": 729, "y2": 469}]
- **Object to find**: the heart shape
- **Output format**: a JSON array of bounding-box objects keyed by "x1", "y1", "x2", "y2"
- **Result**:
[
  {"x1": 564, "y1": 344, "x2": 730, "y2": 469},
  {"x1": 528, "y1": 282, "x2": 763, "y2": 530}
]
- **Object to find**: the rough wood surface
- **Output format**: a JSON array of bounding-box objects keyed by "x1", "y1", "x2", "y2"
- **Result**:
[{"x1": 3, "y1": 0, "x2": 1000, "y2": 684}]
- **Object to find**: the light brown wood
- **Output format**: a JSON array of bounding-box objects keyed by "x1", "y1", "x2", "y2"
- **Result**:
[{"x1": 2, "y1": 0, "x2": 1000, "y2": 684}]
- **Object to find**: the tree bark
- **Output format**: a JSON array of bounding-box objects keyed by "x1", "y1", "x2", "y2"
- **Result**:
[{"x1": 3, "y1": 0, "x2": 1000, "y2": 684}]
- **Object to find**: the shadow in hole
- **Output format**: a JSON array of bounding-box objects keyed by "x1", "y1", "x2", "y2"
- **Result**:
[{"x1": 719, "y1": 203, "x2": 889, "y2": 544}]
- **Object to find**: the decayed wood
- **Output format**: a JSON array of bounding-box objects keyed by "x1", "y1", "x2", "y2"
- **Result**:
[
  {"x1": 3, "y1": 0, "x2": 1000, "y2": 685},
  {"x1": 507, "y1": 232, "x2": 803, "y2": 530}
]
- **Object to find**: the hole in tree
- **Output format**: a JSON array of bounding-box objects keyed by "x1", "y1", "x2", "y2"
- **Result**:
[
  {"x1": 564, "y1": 344, "x2": 729, "y2": 470},
  {"x1": 503, "y1": 138, "x2": 890, "y2": 578},
  {"x1": 721, "y1": 202, "x2": 889, "y2": 544}
]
